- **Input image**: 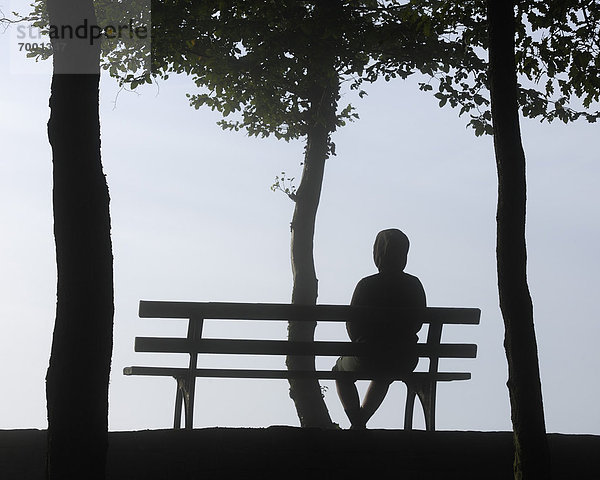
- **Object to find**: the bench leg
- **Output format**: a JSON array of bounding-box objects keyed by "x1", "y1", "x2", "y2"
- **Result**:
[
  {"x1": 184, "y1": 377, "x2": 195, "y2": 429},
  {"x1": 404, "y1": 386, "x2": 417, "y2": 431},
  {"x1": 404, "y1": 381, "x2": 437, "y2": 431},
  {"x1": 182, "y1": 318, "x2": 201, "y2": 429},
  {"x1": 172, "y1": 375, "x2": 197, "y2": 429},
  {"x1": 416, "y1": 382, "x2": 436, "y2": 431},
  {"x1": 173, "y1": 377, "x2": 185, "y2": 429}
]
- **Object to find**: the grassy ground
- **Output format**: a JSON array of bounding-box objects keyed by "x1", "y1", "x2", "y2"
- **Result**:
[{"x1": 2, "y1": 428, "x2": 598, "y2": 479}]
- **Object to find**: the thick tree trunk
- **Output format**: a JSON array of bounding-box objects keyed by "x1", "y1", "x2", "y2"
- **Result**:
[
  {"x1": 45, "y1": 1, "x2": 114, "y2": 479},
  {"x1": 487, "y1": 1, "x2": 551, "y2": 478}
]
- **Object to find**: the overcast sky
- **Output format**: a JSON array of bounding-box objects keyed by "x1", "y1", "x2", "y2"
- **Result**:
[{"x1": 1, "y1": 18, "x2": 599, "y2": 434}]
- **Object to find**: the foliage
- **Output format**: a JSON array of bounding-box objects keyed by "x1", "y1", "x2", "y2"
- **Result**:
[
  {"x1": 516, "y1": 0, "x2": 600, "y2": 123},
  {"x1": 410, "y1": 0, "x2": 600, "y2": 135},
  {"x1": 10, "y1": 0, "x2": 150, "y2": 79},
  {"x1": 139, "y1": 0, "x2": 479, "y2": 149},
  {"x1": 271, "y1": 172, "x2": 297, "y2": 201},
  {"x1": 15, "y1": 0, "x2": 600, "y2": 137},
  {"x1": 19, "y1": 0, "x2": 476, "y2": 142}
]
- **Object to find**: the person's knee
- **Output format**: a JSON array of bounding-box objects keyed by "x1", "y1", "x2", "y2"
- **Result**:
[
  {"x1": 370, "y1": 379, "x2": 392, "y2": 390},
  {"x1": 335, "y1": 377, "x2": 355, "y2": 391}
]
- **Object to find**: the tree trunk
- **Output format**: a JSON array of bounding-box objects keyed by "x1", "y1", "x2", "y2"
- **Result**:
[
  {"x1": 286, "y1": 107, "x2": 334, "y2": 427},
  {"x1": 45, "y1": 1, "x2": 114, "y2": 479},
  {"x1": 285, "y1": 1, "x2": 341, "y2": 426},
  {"x1": 487, "y1": 1, "x2": 551, "y2": 478}
]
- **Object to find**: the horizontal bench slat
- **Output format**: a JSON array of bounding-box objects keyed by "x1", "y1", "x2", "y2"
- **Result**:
[
  {"x1": 123, "y1": 366, "x2": 471, "y2": 382},
  {"x1": 134, "y1": 337, "x2": 477, "y2": 358},
  {"x1": 139, "y1": 301, "x2": 480, "y2": 325}
]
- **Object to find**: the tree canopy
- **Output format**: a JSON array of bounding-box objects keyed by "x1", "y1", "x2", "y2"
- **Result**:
[
  {"x1": 140, "y1": 0, "x2": 479, "y2": 149},
  {"x1": 412, "y1": 0, "x2": 600, "y2": 134},
  {"x1": 17, "y1": 0, "x2": 600, "y2": 136},
  {"x1": 140, "y1": 0, "x2": 600, "y2": 138}
]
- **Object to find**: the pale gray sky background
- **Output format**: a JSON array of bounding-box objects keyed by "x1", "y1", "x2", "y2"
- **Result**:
[{"x1": 1, "y1": 18, "x2": 599, "y2": 434}]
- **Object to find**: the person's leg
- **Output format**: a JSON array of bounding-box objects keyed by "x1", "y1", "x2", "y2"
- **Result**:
[
  {"x1": 335, "y1": 378, "x2": 365, "y2": 428},
  {"x1": 334, "y1": 356, "x2": 365, "y2": 428},
  {"x1": 360, "y1": 380, "x2": 392, "y2": 425}
]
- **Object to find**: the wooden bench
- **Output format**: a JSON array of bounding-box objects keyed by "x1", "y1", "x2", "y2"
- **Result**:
[{"x1": 123, "y1": 301, "x2": 480, "y2": 430}]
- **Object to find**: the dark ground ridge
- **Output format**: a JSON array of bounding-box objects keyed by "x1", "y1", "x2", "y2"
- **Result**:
[{"x1": 2, "y1": 427, "x2": 599, "y2": 479}]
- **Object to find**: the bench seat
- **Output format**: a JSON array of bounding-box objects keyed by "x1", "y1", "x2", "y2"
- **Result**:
[{"x1": 124, "y1": 366, "x2": 472, "y2": 382}]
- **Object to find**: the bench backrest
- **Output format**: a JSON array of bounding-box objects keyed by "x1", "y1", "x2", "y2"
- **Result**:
[{"x1": 135, "y1": 301, "x2": 481, "y2": 373}]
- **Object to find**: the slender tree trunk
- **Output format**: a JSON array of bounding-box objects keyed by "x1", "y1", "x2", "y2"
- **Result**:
[
  {"x1": 45, "y1": 1, "x2": 114, "y2": 479},
  {"x1": 285, "y1": 1, "x2": 341, "y2": 427},
  {"x1": 286, "y1": 105, "x2": 334, "y2": 427},
  {"x1": 487, "y1": 1, "x2": 551, "y2": 478}
]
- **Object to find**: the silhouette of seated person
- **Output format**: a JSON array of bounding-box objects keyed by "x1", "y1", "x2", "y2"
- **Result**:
[{"x1": 333, "y1": 228, "x2": 426, "y2": 429}]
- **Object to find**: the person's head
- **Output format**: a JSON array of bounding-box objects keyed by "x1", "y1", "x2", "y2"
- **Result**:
[{"x1": 373, "y1": 228, "x2": 410, "y2": 273}]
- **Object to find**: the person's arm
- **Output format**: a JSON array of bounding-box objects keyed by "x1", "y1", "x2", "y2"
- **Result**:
[
  {"x1": 416, "y1": 277, "x2": 426, "y2": 307},
  {"x1": 347, "y1": 280, "x2": 368, "y2": 342},
  {"x1": 410, "y1": 277, "x2": 427, "y2": 333}
]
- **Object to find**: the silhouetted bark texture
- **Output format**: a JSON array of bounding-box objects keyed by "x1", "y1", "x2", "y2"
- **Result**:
[
  {"x1": 45, "y1": 1, "x2": 114, "y2": 479},
  {"x1": 287, "y1": 108, "x2": 334, "y2": 428},
  {"x1": 286, "y1": 1, "x2": 341, "y2": 428},
  {"x1": 487, "y1": 1, "x2": 551, "y2": 478}
]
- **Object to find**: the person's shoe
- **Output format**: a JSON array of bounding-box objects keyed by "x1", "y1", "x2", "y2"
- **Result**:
[
  {"x1": 345, "y1": 407, "x2": 366, "y2": 430},
  {"x1": 349, "y1": 421, "x2": 366, "y2": 430}
]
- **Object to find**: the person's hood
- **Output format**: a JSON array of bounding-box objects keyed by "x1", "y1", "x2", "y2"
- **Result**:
[{"x1": 373, "y1": 229, "x2": 409, "y2": 273}]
